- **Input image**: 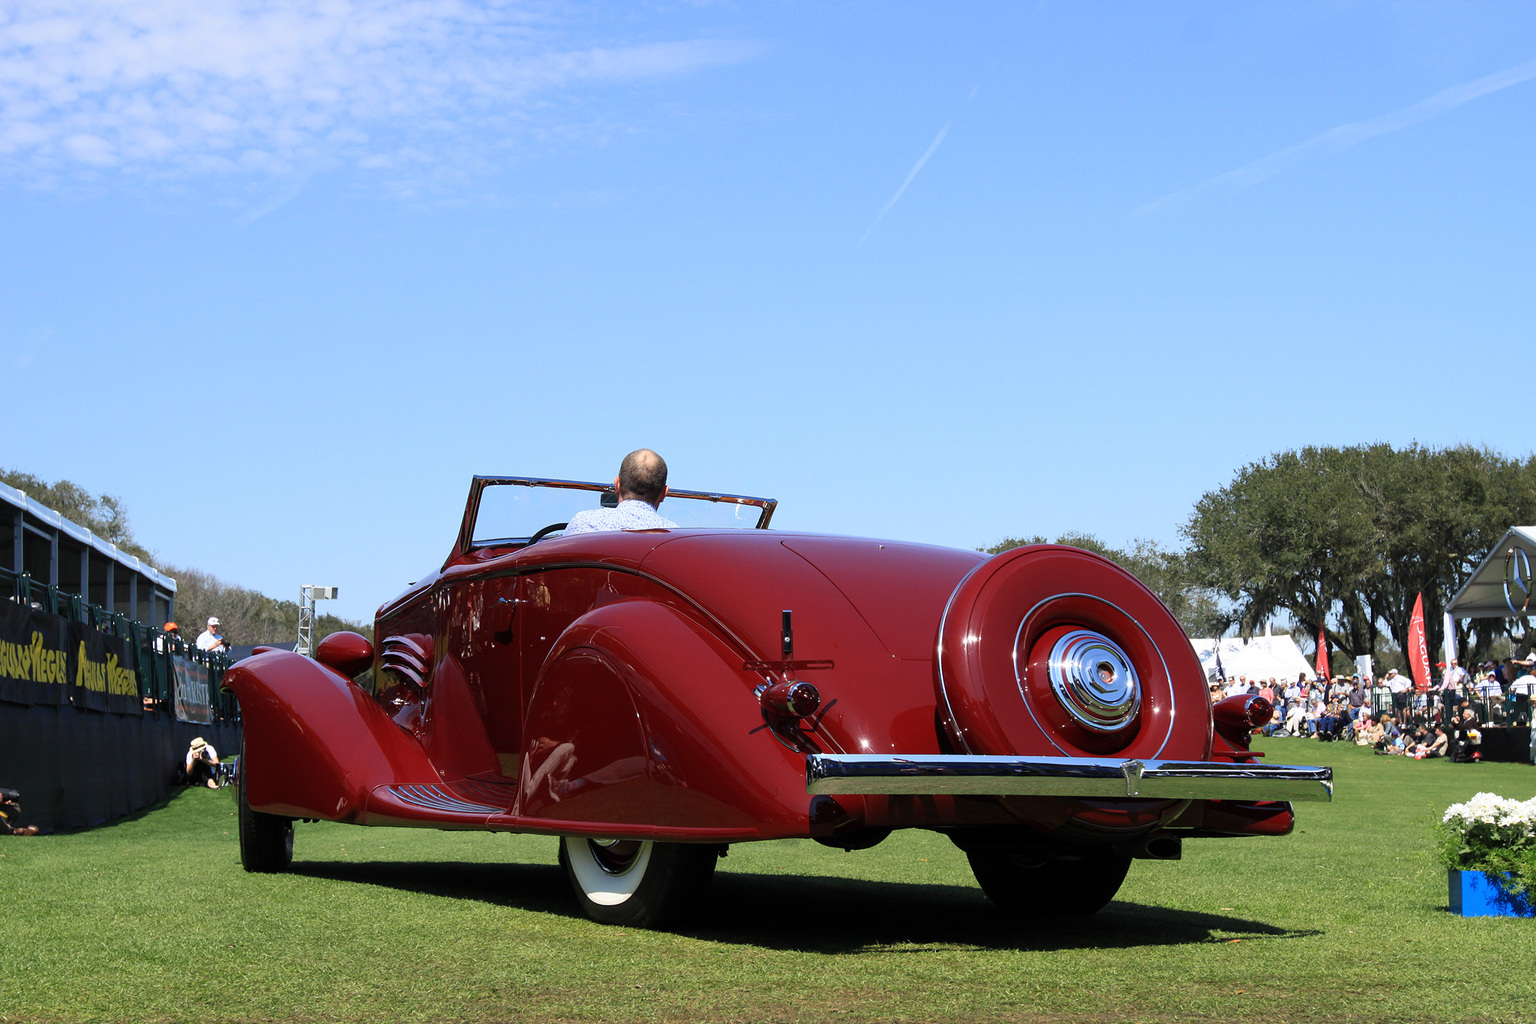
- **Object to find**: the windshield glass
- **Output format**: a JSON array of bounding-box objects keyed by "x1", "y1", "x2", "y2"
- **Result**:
[{"x1": 469, "y1": 478, "x2": 774, "y2": 547}]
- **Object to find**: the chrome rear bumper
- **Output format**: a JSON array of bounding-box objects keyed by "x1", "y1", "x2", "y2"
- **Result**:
[{"x1": 805, "y1": 754, "x2": 1333, "y2": 802}]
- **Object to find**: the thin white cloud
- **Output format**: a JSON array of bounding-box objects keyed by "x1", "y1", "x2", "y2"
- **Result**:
[
  {"x1": 860, "y1": 120, "x2": 950, "y2": 246},
  {"x1": 5, "y1": 326, "x2": 52, "y2": 371},
  {"x1": 234, "y1": 177, "x2": 308, "y2": 227},
  {"x1": 0, "y1": 1, "x2": 757, "y2": 191},
  {"x1": 1137, "y1": 55, "x2": 1536, "y2": 216}
]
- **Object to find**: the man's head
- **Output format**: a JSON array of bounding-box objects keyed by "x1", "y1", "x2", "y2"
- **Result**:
[
  {"x1": 615, "y1": 449, "x2": 668, "y2": 507},
  {"x1": 207, "y1": 617, "x2": 220, "y2": 630}
]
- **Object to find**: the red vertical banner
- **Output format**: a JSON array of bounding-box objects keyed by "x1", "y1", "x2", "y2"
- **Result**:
[
  {"x1": 1315, "y1": 623, "x2": 1329, "y2": 679},
  {"x1": 1408, "y1": 592, "x2": 1431, "y2": 693}
]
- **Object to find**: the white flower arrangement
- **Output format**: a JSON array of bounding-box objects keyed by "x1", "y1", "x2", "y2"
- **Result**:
[
  {"x1": 1439, "y1": 792, "x2": 1536, "y2": 904},
  {"x1": 1442, "y1": 792, "x2": 1536, "y2": 832}
]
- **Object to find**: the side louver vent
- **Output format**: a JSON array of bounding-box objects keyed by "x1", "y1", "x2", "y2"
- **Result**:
[{"x1": 380, "y1": 633, "x2": 434, "y2": 689}]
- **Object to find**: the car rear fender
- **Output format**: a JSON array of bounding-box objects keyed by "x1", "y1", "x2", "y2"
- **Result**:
[
  {"x1": 520, "y1": 600, "x2": 813, "y2": 839},
  {"x1": 224, "y1": 650, "x2": 438, "y2": 821}
]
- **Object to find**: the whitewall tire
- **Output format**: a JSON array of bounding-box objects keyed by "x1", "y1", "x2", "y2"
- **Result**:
[{"x1": 559, "y1": 837, "x2": 718, "y2": 928}]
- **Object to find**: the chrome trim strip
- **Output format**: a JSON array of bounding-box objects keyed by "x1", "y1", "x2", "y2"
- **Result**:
[
  {"x1": 387, "y1": 784, "x2": 505, "y2": 815},
  {"x1": 380, "y1": 657, "x2": 425, "y2": 687},
  {"x1": 805, "y1": 754, "x2": 1333, "y2": 802},
  {"x1": 382, "y1": 648, "x2": 427, "y2": 674},
  {"x1": 386, "y1": 634, "x2": 429, "y2": 661},
  {"x1": 470, "y1": 475, "x2": 776, "y2": 509}
]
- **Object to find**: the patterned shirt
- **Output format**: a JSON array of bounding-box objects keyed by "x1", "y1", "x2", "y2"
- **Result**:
[{"x1": 564, "y1": 499, "x2": 676, "y2": 535}]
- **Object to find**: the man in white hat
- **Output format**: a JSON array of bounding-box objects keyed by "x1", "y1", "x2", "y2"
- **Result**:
[{"x1": 195, "y1": 617, "x2": 228, "y2": 653}]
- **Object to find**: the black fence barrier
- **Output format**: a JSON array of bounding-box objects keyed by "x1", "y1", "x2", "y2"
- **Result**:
[
  {"x1": 3, "y1": 568, "x2": 239, "y2": 722},
  {"x1": 1478, "y1": 726, "x2": 1534, "y2": 764},
  {"x1": 3, "y1": 566, "x2": 243, "y2": 832},
  {"x1": 0, "y1": 700, "x2": 242, "y2": 832}
]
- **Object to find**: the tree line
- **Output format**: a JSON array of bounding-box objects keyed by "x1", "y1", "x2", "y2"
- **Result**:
[
  {"x1": 3, "y1": 468, "x2": 368, "y2": 645},
  {"x1": 158, "y1": 563, "x2": 364, "y2": 649},
  {"x1": 987, "y1": 443, "x2": 1536, "y2": 673},
  {"x1": 11, "y1": 445, "x2": 1535, "y2": 669},
  {"x1": 1, "y1": 469, "x2": 151, "y2": 563}
]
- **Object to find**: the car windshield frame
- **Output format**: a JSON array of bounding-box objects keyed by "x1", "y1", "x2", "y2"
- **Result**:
[{"x1": 453, "y1": 476, "x2": 777, "y2": 559}]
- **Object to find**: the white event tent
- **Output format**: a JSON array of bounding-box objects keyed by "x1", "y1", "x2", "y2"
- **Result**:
[
  {"x1": 1445, "y1": 526, "x2": 1536, "y2": 621},
  {"x1": 1444, "y1": 526, "x2": 1536, "y2": 765},
  {"x1": 1189, "y1": 634, "x2": 1317, "y2": 685}
]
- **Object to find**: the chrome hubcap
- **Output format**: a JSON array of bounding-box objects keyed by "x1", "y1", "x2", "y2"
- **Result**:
[
  {"x1": 1047, "y1": 629, "x2": 1140, "y2": 732},
  {"x1": 587, "y1": 839, "x2": 644, "y2": 876}
]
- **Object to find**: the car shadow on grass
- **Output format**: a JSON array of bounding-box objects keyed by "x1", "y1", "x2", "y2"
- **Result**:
[
  {"x1": 292, "y1": 860, "x2": 576, "y2": 917},
  {"x1": 289, "y1": 859, "x2": 1317, "y2": 952},
  {"x1": 701, "y1": 871, "x2": 1318, "y2": 952}
]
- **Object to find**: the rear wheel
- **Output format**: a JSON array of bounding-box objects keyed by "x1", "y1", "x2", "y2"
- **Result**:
[
  {"x1": 237, "y1": 745, "x2": 293, "y2": 873},
  {"x1": 559, "y1": 837, "x2": 718, "y2": 928},
  {"x1": 966, "y1": 847, "x2": 1131, "y2": 917}
]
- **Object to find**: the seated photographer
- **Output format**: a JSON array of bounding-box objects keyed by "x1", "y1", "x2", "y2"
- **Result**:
[
  {"x1": 183, "y1": 738, "x2": 220, "y2": 789},
  {"x1": 0, "y1": 787, "x2": 38, "y2": 836}
]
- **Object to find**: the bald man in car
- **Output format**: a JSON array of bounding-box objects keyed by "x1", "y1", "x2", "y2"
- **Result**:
[{"x1": 565, "y1": 449, "x2": 678, "y2": 534}]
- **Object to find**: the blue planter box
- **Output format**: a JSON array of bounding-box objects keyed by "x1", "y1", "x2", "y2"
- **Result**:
[{"x1": 1449, "y1": 869, "x2": 1535, "y2": 917}]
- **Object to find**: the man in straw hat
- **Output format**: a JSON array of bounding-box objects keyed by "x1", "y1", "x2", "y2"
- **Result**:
[{"x1": 184, "y1": 737, "x2": 221, "y2": 789}]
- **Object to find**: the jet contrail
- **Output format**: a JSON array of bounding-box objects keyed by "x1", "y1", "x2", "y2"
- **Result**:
[
  {"x1": 860, "y1": 120, "x2": 952, "y2": 245},
  {"x1": 1137, "y1": 54, "x2": 1536, "y2": 216}
]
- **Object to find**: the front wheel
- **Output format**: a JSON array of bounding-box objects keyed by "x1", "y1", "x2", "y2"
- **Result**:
[
  {"x1": 558, "y1": 837, "x2": 718, "y2": 928},
  {"x1": 237, "y1": 745, "x2": 293, "y2": 873},
  {"x1": 966, "y1": 847, "x2": 1130, "y2": 917}
]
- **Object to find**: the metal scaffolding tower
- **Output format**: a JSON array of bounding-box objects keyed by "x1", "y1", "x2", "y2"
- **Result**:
[{"x1": 297, "y1": 584, "x2": 337, "y2": 657}]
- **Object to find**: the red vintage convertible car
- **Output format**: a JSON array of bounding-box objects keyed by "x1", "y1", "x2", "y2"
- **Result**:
[{"x1": 226, "y1": 476, "x2": 1331, "y2": 927}]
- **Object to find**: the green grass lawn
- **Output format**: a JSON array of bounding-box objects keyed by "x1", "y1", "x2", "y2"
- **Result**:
[{"x1": 3, "y1": 737, "x2": 1534, "y2": 1023}]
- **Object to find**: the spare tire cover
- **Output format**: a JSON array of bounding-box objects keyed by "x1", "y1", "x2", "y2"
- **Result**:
[{"x1": 936, "y1": 545, "x2": 1211, "y2": 761}]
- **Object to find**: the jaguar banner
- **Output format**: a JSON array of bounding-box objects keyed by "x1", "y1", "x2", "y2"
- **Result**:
[
  {"x1": 0, "y1": 602, "x2": 70, "y2": 706},
  {"x1": 67, "y1": 621, "x2": 143, "y2": 716},
  {"x1": 172, "y1": 656, "x2": 214, "y2": 724},
  {"x1": 1408, "y1": 591, "x2": 1432, "y2": 695}
]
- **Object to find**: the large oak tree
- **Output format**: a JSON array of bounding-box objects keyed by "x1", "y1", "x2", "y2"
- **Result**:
[{"x1": 1181, "y1": 444, "x2": 1536, "y2": 668}]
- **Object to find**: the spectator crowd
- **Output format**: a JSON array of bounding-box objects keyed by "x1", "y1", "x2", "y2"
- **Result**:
[{"x1": 1209, "y1": 653, "x2": 1536, "y2": 762}]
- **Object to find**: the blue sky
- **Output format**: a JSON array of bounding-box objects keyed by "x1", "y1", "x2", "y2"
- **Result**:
[{"x1": 3, "y1": 2, "x2": 1533, "y2": 627}]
